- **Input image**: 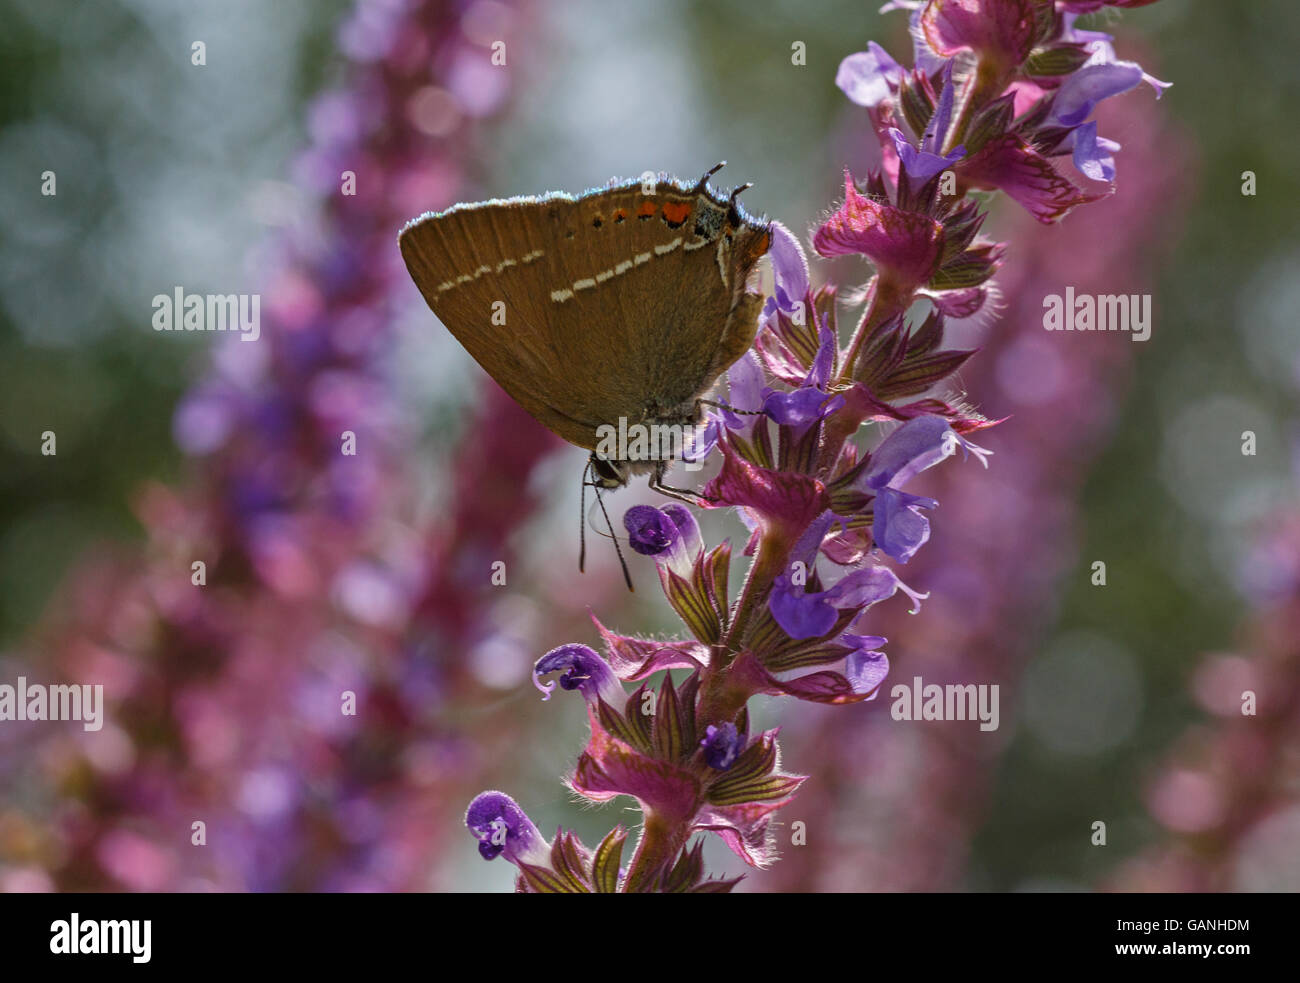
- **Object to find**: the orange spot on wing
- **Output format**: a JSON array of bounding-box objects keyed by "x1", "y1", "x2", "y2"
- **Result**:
[
  {"x1": 661, "y1": 201, "x2": 691, "y2": 225},
  {"x1": 636, "y1": 201, "x2": 657, "y2": 219}
]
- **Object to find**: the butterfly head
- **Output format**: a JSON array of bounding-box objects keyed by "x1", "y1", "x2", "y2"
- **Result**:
[
  {"x1": 589, "y1": 455, "x2": 631, "y2": 490},
  {"x1": 588, "y1": 454, "x2": 664, "y2": 490}
]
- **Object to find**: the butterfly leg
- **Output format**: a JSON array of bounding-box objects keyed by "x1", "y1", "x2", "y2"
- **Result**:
[
  {"x1": 697, "y1": 397, "x2": 765, "y2": 417},
  {"x1": 649, "y1": 463, "x2": 718, "y2": 508}
]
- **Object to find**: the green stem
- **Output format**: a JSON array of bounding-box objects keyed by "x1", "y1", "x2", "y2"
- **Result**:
[
  {"x1": 840, "y1": 277, "x2": 902, "y2": 377},
  {"x1": 622, "y1": 810, "x2": 689, "y2": 893},
  {"x1": 722, "y1": 532, "x2": 791, "y2": 656}
]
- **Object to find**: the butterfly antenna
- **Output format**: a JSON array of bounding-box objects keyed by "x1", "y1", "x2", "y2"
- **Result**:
[
  {"x1": 729, "y1": 182, "x2": 754, "y2": 203},
  {"x1": 695, "y1": 161, "x2": 726, "y2": 192},
  {"x1": 592, "y1": 483, "x2": 634, "y2": 592},
  {"x1": 582, "y1": 457, "x2": 592, "y2": 572}
]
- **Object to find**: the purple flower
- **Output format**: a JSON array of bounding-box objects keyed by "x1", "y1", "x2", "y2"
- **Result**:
[
  {"x1": 863, "y1": 415, "x2": 991, "y2": 563},
  {"x1": 700, "y1": 723, "x2": 743, "y2": 770},
  {"x1": 770, "y1": 557, "x2": 929, "y2": 639},
  {"x1": 623, "y1": 504, "x2": 702, "y2": 577},
  {"x1": 765, "y1": 509, "x2": 928, "y2": 639},
  {"x1": 763, "y1": 386, "x2": 838, "y2": 429},
  {"x1": 889, "y1": 62, "x2": 966, "y2": 182},
  {"x1": 624, "y1": 505, "x2": 676, "y2": 555},
  {"x1": 769, "y1": 573, "x2": 840, "y2": 639},
  {"x1": 533, "y1": 643, "x2": 626, "y2": 707},
  {"x1": 890, "y1": 129, "x2": 967, "y2": 182},
  {"x1": 465, "y1": 791, "x2": 549, "y2": 865},
  {"x1": 732, "y1": 631, "x2": 893, "y2": 705},
  {"x1": 866, "y1": 415, "x2": 990, "y2": 487},
  {"x1": 761, "y1": 320, "x2": 844, "y2": 439},
  {"x1": 827, "y1": 564, "x2": 929, "y2": 613},
  {"x1": 835, "y1": 42, "x2": 904, "y2": 108}
]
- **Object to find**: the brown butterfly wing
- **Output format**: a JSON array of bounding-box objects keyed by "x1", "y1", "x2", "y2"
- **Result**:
[{"x1": 400, "y1": 179, "x2": 771, "y2": 449}]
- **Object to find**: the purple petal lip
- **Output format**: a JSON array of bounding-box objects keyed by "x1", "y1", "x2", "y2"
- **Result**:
[
  {"x1": 624, "y1": 504, "x2": 677, "y2": 556},
  {"x1": 465, "y1": 790, "x2": 548, "y2": 866},
  {"x1": 623, "y1": 504, "x2": 699, "y2": 577},
  {"x1": 845, "y1": 648, "x2": 890, "y2": 699},
  {"x1": 763, "y1": 387, "x2": 839, "y2": 429},
  {"x1": 533, "y1": 643, "x2": 625, "y2": 706}
]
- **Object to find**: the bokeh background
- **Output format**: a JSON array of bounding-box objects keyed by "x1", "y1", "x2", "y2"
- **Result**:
[{"x1": 1, "y1": 0, "x2": 1298, "y2": 891}]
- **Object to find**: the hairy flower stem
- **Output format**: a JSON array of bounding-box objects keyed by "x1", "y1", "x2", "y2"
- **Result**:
[
  {"x1": 722, "y1": 532, "x2": 794, "y2": 658},
  {"x1": 949, "y1": 56, "x2": 1006, "y2": 147},
  {"x1": 623, "y1": 811, "x2": 690, "y2": 892},
  {"x1": 840, "y1": 277, "x2": 906, "y2": 376}
]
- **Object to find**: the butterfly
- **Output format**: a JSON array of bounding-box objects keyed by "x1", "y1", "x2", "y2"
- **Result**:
[{"x1": 399, "y1": 163, "x2": 772, "y2": 583}]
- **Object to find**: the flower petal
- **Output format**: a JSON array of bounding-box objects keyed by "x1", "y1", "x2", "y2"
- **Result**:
[
  {"x1": 702, "y1": 436, "x2": 829, "y2": 532},
  {"x1": 769, "y1": 574, "x2": 840, "y2": 640},
  {"x1": 766, "y1": 221, "x2": 810, "y2": 307},
  {"x1": 813, "y1": 171, "x2": 944, "y2": 288},
  {"x1": 920, "y1": 0, "x2": 1037, "y2": 66},
  {"x1": 824, "y1": 563, "x2": 929, "y2": 613},
  {"x1": 959, "y1": 134, "x2": 1109, "y2": 223},
  {"x1": 872, "y1": 487, "x2": 937, "y2": 563},
  {"x1": 845, "y1": 646, "x2": 890, "y2": 699},
  {"x1": 835, "y1": 42, "x2": 904, "y2": 107},
  {"x1": 592, "y1": 618, "x2": 709, "y2": 681},
  {"x1": 1070, "y1": 120, "x2": 1120, "y2": 182},
  {"x1": 1049, "y1": 61, "x2": 1143, "y2": 127}
]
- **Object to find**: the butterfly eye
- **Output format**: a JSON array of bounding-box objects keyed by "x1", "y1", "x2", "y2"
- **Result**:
[{"x1": 590, "y1": 457, "x2": 626, "y2": 488}]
